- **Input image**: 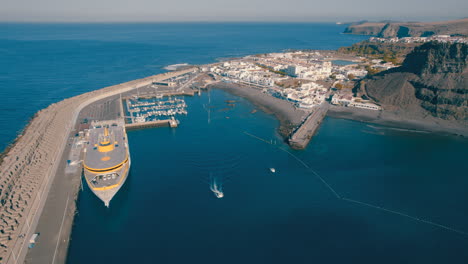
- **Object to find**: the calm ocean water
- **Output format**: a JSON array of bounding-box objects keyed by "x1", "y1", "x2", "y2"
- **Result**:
[
  {"x1": 1, "y1": 23, "x2": 467, "y2": 263},
  {"x1": 0, "y1": 22, "x2": 366, "y2": 150}
]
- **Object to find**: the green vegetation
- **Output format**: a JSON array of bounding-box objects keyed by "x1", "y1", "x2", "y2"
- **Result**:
[
  {"x1": 365, "y1": 65, "x2": 382, "y2": 76},
  {"x1": 255, "y1": 63, "x2": 288, "y2": 76},
  {"x1": 338, "y1": 40, "x2": 420, "y2": 65},
  {"x1": 382, "y1": 53, "x2": 399, "y2": 65}
]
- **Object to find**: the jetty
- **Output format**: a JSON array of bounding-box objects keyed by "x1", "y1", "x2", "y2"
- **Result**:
[
  {"x1": 0, "y1": 67, "x2": 197, "y2": 264},
  {"x1": 125, "y1": 118, "x2": 178, "y2": 130},
  {"x1": 288, "y1": 102, "x2": 329, "y2": 149}
]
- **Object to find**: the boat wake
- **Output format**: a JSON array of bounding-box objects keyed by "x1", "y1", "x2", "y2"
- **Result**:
[
  {"x1": 180, "y1": 149, "x2": 247, "y2": 199},
  {"x1": 209, "y1": 173, "x2": 224, "y2": 198}
]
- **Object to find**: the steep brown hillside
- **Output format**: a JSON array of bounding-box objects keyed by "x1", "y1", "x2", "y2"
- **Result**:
[{"x1": 354, "y1": 42, "x2": 468, "y2": 121}]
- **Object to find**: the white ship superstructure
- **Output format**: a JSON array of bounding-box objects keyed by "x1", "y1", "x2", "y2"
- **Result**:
[{"x1": 83, "y1": 120, "x2": 131, "y2": 207}]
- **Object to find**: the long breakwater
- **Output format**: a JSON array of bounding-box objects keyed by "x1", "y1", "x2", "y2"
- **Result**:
[{"x1": 0, "y1": 68, "x2": 196, "y2": 264}]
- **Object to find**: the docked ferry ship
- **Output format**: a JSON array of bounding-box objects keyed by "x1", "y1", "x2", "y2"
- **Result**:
[{"x1": 83, "y1": 120, "x2": 131, "y2": 207}]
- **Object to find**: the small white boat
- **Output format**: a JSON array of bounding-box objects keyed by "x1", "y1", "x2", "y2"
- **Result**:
[{"x1": 270, "y1": 168, "x2": 276, "y2": 173}]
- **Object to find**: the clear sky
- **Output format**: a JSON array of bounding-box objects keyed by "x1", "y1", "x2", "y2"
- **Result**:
[{"x1": 1, "y1": 0, "x2": 467, "y2": 22}]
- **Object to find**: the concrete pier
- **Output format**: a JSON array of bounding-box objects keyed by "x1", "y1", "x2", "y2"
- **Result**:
[
  {"x1": 288, "y1": 102, "x2": 329, "y2": 150},
  {"x1": 125, "y1": 119, "x2": 178, "y2": 130},
  {"x1": 0, "y1": 67, "x2": 196, "y2": 264}
]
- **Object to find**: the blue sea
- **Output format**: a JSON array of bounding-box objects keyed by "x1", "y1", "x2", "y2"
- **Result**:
[
  {"x1": 0, "y1": 23, "x2": 467, "y2": 264},
  {"x1": 0, "y1": 22, "x2": 366, "y2": 150}
]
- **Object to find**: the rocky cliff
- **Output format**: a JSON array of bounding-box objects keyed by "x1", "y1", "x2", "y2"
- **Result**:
[
  {"x1": 354, "y1": 42, "x2": 467, "y2": 121},
  {"x1": 344, "y1": 18, "x2": 468, "y2": 37},
  {"x1": 343, "y1": 22, "x2": 387, "y2": 35}
]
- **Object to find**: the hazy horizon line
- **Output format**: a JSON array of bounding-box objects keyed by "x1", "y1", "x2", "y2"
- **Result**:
[{"x1": 0, "y1": 17, "x2": 466, "y2": 24}]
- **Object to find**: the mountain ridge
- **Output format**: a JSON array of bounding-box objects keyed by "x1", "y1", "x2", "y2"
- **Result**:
[
  {"x1": 344, "y1": 18, "x2": 468, "y2": 37},
  {"x1": 354, "y1": 42, "x2": 467, "y2": 122}
]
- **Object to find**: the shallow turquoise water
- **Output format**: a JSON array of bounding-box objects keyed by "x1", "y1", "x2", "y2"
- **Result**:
[{"x1": 0, "y1": 23, "x2": 467, "y2": 263}]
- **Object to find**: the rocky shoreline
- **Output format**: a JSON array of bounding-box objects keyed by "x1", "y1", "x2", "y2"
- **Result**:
[{"x1": 328, "y1": 105, "x2": 468, "y2": 137}]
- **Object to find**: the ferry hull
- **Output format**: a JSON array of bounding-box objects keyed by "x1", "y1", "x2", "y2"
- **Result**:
[{"x1": 84, "y1": 157, "x2": 130, "y2": 207}]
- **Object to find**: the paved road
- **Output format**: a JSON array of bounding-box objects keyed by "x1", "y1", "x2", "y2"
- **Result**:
[
  {"x1": 21, "y1": 69, "x2": 197, "y2": 264},
  {"x1": 24, "y1": 134, "x2": 80, "y2": 264},
  {"x1": 24, "y1": 96, "x2": 121, "y2": 264}
]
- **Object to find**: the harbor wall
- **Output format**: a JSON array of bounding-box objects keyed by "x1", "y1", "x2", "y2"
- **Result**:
[
  {"x1": 125, "y1": 120, "x2": 176, "y2": 130},
  {"x1": 0, "y1": 68, "x2": 196, "y2": 264},
  {"x1": 288, "y1": 103, "x2": 329, "y2": 150}
]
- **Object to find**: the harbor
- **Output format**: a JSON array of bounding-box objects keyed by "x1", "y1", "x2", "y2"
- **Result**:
[
  {"x1": 0, "y1": 61, "x2": 466, "y2": 264},
  {"x1": 2, "y1": 55, "x2": 464, "y2": 263},
  {"x1": 124, "y1": 97, "x2": 187, "y2": 129},
  {"x1": 66, "y1": 87, "x2": 468, "y2": 264},
  {"x1": 1, "y1": 21, "x2": 467, "y2": 264},
  {"x1": 0, "y1": 67, "x2": 199, "y2": 264}
]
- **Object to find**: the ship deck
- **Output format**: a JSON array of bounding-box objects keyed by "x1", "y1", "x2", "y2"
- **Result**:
[{"x1": 84, "y1": 124, "x2": 128, "y2": 171}]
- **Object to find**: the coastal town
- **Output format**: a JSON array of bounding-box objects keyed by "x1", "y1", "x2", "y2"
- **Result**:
[
  {"x1": 205, "y1": 50, "x2": 383, "y2": 112},
  {"x1": 369, "y1": 35, "x2": 468, "y2": 44}
]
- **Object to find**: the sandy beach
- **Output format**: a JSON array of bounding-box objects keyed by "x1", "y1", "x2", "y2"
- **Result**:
[
  {"x1": 209, "y1": 82, "x2": 308, "y2": 137},
  {"x1": 210, "y1": 82, "x2": 468, "y2": 139},
  {"x1": 328, "y1": 105, "x2": 468, "y2": 137}
]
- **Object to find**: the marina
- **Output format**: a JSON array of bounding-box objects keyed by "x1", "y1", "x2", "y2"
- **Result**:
[
  {"x1": 125, "y1": 97, "x2": 187, "y2": 125},
  {"x1": 78, "y1": 73, "x2": 201, "y2": 208}
]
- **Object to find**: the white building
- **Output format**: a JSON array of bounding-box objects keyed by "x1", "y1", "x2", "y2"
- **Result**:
[
  {"x1": 349, "y1": 102, "x2": 382, "y2": 110},
  {"x1": 331, "y1": 94, "x2": 353, "y2": 106},
  {"x1": 346, "y1": 69, "x2": 368, "y2": 78}
]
